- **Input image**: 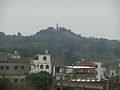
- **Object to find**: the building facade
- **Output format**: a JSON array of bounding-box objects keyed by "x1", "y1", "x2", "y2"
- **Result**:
[
  {"x1": 94, "y1": 62, "x2": 104, "y2": 80},
  {"x1": 0, "y1": 53, "x2": 30, "y2": 82},
  {"x1": 30, "y1": 51, "x2": 51, "y2": 74},
  {"x1": 53, "y1": 59, "x2": 104, "y2": 80}
]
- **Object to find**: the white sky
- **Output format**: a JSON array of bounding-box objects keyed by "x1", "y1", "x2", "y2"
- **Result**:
[{"x1": 0, "y1": 0, "x2": 120, "y2": 40}]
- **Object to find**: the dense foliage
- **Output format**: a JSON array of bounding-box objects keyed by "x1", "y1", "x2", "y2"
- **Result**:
[
  {"x1": 0, "y1": 77, "x2": 34, "y2": 90},
  {"x1": 0, "y1": 77, "x2": 12, "y2": 90},
  {"x1": 26, "y1": 71, "x2": 52, "y2": 90},
  {"x1": 0, "y1": 27, "x2": 120, "y2": 66},
  {"x1": 109, "y1": 75, "x2": 120, "y2": 83}
]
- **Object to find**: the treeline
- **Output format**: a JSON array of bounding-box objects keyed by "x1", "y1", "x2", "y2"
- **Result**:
[
  {"x1": 0, "y1": 71, "x2": 52, "y2": 90},
  {"x1": 0, "y1": 27, "x2": 120, "y2": 66}
]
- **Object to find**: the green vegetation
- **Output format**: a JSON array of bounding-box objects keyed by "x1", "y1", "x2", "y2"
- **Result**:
[
  {"x1": 109, "y1": 75, "x2": 120, "y2": 83},
  {"x1": 0, "y1": 27, "x2": 120, "y2": 66},
  {"x1": 0, "y1": 71, "x2": 52, "y2": 90},
  {"x1": 26, "y1": 71, "x2": 52, "y2": 90},
  {"x1": 0, "y1": 77, "x2": 34, "y2": 90},
  {"x1": 0, "y1": 77, "x2": 12, "y2": 90}
]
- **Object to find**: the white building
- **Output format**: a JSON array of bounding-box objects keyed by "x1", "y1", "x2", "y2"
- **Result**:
[
  {"x1": 94, "y1": 62, "x2": 104, "y2": 80},
  {"x1": 30, "y1": 50, "x2": 51, "y2": 74},
  {"x1": 53, "y1": 60, "x2": 105, "y2": 80}
]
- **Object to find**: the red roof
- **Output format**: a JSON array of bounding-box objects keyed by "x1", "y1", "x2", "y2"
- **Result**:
[
  {"x1": 77, "y1": 60, "x2": 95, "y2": 67},
  {"x1": 29, "y1": 59, "x2": 34, "y2": 65}
]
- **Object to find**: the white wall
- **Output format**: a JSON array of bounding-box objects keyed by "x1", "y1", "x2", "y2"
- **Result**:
[
  {"x1": 94, "y1": 62, "x2": 104, "y2": 80},
  {"x1": 30, "y1": 54, "x2": 51, "y2": 74}
]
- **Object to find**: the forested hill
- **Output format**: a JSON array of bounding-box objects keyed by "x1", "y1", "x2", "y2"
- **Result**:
[{"x1": 0, "y1": 27, "x2": 120, "y2": 66}]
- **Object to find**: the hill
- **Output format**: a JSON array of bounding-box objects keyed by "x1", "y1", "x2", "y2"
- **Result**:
[{"x1": 0, "y1": 27, "x2": 120, "y2": 66}]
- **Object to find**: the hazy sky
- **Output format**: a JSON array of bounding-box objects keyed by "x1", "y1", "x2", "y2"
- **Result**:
[{"x1": 0, "y1": 0, "x2": 120, "y2": 40}]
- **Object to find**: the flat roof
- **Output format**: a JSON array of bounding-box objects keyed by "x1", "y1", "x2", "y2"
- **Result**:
[{"x1": 66, "y1": 66, "x2": 94, "y2": 69}]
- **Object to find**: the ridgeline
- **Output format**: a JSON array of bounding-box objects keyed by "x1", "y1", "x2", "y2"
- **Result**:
[{"x1": 0, "y1": 27, "x2": 120, "y2": 66}]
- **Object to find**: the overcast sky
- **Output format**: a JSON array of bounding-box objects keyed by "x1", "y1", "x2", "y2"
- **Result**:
[{"x1": 0, "y1": 0, "x2": 120, "y2": 40}]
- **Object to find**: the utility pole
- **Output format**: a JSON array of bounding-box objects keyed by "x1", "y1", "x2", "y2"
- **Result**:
[{"x1": 71, "y1": 64, "x2": 73, "y2": 79}]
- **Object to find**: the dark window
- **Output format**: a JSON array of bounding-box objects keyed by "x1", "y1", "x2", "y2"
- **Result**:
[
  {"x1": 40, "y1": 65, "x2": 43, "y2": 69},
  {"x1": 37, "y1": 65, "x2": 39, "y2": 67},
  {"x1": 14, "y1": 66, "x2": 18, "y2": 70},
  {"x1": 14, "y1": 79, "x2": 18, "y2": 82},
  {"x1": 96, "y1": 71, "x2": 98, "y2": 75},
  {"x1": 21, "y1": 66, "x2": 24, "y2": 70},
  {"x1": 55, "y1": 67, "x2": 60, "y2": 73},
  {"x1": 43, "y1": 56, "x2": 47, "y2": 60},
  {"x1": 30, "y1": 67, "x2": 31, "y2": 70},
  {"x1": 6, "y1": 66, "x2": 9, "y2": 70},
  {"x1": 95, "y1": 65, "x2": 98, "y2": 68},
  {"x1": 57, "y1": 88, "x2": 60, "y2": 90},
  {"x1": 46, "y1": 65, "x2": 49, "y2": 69},
  {"x1": 1, "y1": 66, "x2": 4, "y2": 70}
]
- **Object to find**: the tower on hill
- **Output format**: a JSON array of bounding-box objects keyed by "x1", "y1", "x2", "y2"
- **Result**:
[{"x1": 56, "y1": 23, "x2": 59, "y2": 30}]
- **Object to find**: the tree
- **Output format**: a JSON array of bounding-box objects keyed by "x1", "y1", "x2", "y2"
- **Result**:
[
  {"x1": 0, "y1": 77, "x2": 12, "y2": 90},
  {"x1": 0, "y1": 32, "x2": 5, "y2": 37},
  {"x1": 26, "y1": 71, "x2": 52, "y2": 90}
]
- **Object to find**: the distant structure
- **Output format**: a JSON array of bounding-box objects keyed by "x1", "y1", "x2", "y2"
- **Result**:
[
  {"x1": 30, "y1": 50, "x2": 51, "y2": 74},
  {"x1": 53, "y1": 59, "x2": 105, "y2": 80},
  {"x1": 56, "y1": 23, "x2": 59, "y2": 30},
  {"x1": 0, "y1": 52, "x2": 30, "y2": 82}
]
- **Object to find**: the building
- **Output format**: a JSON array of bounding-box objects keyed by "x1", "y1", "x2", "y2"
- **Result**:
[
  {"x1": 0, "y1": 52, "x2": 30, "y2": 82},
  {"x1": 30, "y1": 50, "x2": 51, "y2": 74},
  {"x1": 119, "y1": 63, "x2": 120, "y2": 74},
  {"x1": 54, "y1": 60, "x2": 96, "y2": 80},
  {"x1": 94, "y1": 62, "x2": 105, "y2": 80},
  {"x1": 53, "y1": 59, "x2": 104, "y2": 80}
]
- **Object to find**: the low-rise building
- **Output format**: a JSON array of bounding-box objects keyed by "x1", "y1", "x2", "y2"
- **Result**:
[
  {"x1": 30, "y1": 50, "x2": 51, "y2": 74},
  {"x1": 53, "y1": 59, "x2": 104, "y2": 80},
  {"x1": 94, "y1": 62, "x2": 105, "y2": 80},
  {"x1": 0, "y1": 52, "x2": 30, "y2": 82}
]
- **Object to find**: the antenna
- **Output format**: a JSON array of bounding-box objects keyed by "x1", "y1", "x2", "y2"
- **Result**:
[{"x1": 56, "y1": 23, "x2": 58, "y2": 30}]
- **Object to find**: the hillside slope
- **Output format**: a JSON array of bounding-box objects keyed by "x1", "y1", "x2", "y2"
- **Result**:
[{"x1": 0, "y1": 27, "x2": 120, "y2": 66}]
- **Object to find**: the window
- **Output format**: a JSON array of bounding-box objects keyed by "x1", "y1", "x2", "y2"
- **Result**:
[
  {"x1": 81, "y1": 69, "x2": 83, "y2": 73},
  {"x1": 43, "y1": 56, "x2": 47, "y2": 60},
  {"x1": 21, "y1": 66, "x2": 24, "y2": 70},
  {"x1": 14, "y1": 79, "x2": 18, "y2": 82},
  {"x1": 6, "y1": 66, "x2": 9, "y2": 70},
  {"x1": 46, "y1": 65, "x2": 49, "y2": 69},
  {"x1": 96, "y1": 71, "x2": 98, "y2": 75},
  {"x1": 37, "y1": 65, "x2": 39, "y2": 67},
  {"x1": 1, "y1": 66, "x2": 4, "y2": 70},
  {"x1": 40, "y1": 65, "x2": 43, "y2": 69},
  {"x1": 55, "y1": 67, "x2": 60, "y2": 73},
  {"x1": 91, "y1": 68, "x2": 94, "y2": 73},
  {"x1": 95, "y1": 65, "x2": 98, "y2": 68},
  {"x1": 88, "y1": 69, "x2": 90, "y2": 73},
  {"x1": 14, "y1": 66, "x2": 18, "y2": 70}
]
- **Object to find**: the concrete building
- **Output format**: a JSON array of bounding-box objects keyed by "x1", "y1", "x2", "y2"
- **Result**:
[
  {"x1": 53, "y1": 59, "x2": 104, "y2": 80},
  {"x1": 30, "y1": 50, "x2": 51, "y2": 74},
  {"x1": 94, "y1": 62, "x2": 104, "y2": 80},
  {"x1": 0, "y1": 53, "x2": 30, "y2": 82},
  {"x1": 54, "y1": 60, "x2": 96, "y2": 80}
]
